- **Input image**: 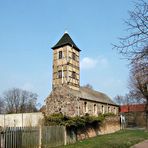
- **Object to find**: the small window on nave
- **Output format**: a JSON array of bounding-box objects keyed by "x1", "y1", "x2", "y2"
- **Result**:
[
  {"x1": 84, "y1": 102, "x2": 88, "y2": 113},
  {"x1": 94, "y1": 104, "x2": 97, "y2": 115},
  {"x1": 102, "y1": 105, "x2": 104, "y2": 114}
]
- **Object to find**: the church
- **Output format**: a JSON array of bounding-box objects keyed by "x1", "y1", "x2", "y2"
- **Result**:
[{"x1": 45, "y1": 32, "x2": 119, "y2": 117}]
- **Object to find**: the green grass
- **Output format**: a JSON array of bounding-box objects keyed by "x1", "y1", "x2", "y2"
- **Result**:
[{"x1": 59, "y1": 129, "x2": 148, "y2": 148}]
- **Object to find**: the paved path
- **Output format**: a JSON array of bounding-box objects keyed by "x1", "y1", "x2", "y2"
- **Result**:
[{"x1": 131, "y1": 140, "x2": 148, "y2": 148}]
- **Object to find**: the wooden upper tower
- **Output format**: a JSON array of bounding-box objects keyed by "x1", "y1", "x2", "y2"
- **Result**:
[{"x1": 52, "y1": 32, "x2": 81, "y2": 90}]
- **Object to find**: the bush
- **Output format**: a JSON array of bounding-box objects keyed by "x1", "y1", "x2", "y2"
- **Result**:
[{"x1": 44, "y1": 113, "x2": 112, "y2": 128}]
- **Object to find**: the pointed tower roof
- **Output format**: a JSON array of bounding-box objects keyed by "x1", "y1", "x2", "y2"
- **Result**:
[{"x1": 52, "y1": 32, "x2": 81, "y2": 51}]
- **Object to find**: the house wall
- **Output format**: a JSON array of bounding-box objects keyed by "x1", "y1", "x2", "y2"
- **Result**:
[
  {"x1": 78, "y1": 99, "x2": 118, "y2": 116},
  {"x1": 0, "y1": 112, "x2": 43, "y2": 127},
  {"x1": 46, "y1": 87, "x2": 119, "y2": 117}
]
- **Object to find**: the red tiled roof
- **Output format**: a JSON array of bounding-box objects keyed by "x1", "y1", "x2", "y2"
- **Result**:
[{"x1": 120, "y1": 104, "x2": 145, "y2": 113}]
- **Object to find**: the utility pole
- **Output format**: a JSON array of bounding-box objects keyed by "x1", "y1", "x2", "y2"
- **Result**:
[{"x1": 146, "y1": 84, "x2": 148, "y2": 130}]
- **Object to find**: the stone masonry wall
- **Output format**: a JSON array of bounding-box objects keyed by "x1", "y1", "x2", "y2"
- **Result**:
[
  {"x1": 76, "y1": 116, "x2": 120, "y2": 141},
  {"x1": 46, "y1": 85, "x2": 119, "y2": 117},
  {"x1": 46, "y1": 85, "x2": 79, "y2": 117},
  {"x1": 78, "y1": 100, "x2": 118, "y2": 116}
]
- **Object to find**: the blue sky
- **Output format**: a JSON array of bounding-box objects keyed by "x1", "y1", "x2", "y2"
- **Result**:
[{"x1": 0, "y1": 0, "x2": 134, "y2": 105}]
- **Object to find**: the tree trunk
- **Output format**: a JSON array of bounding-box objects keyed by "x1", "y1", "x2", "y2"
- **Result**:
[{"x1": 145, "y1": 98, "x2": 148, "y2": 131}]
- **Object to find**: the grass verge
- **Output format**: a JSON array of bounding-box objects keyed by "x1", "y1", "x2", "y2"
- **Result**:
[{"x1": 59, "y1": 129, "x2": 148, "y2": 148}]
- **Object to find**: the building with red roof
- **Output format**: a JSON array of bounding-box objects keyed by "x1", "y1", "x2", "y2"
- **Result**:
[
  {"x1": 120, "y1": 104, "x2": 146, "y2": 127},
  {"x1": 120, "y1": 104, "x2": 145, "y2": 113}
]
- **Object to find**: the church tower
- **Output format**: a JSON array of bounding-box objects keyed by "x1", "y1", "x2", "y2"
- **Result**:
[{"x1": 52, "y1": 32, "x2": 81, "y2": 90}]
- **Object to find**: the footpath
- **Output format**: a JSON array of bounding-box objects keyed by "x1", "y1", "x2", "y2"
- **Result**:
[{"x1": 131, "y1": 140, "x2": 148, "y2": 148}]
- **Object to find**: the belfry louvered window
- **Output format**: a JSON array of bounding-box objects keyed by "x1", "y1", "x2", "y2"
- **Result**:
[
  {"x1": 58, "y1": 70, "x2": 62, "y2": 78},
  {"x1": 72, "y1": 52, "x2": 76, "y2": 60},
  {"x1": 72, "y1": 71, "x2": 76, "y2": 79},
  {"x1": 59, "y1": 51, "x2": 62, "y2": 59}
]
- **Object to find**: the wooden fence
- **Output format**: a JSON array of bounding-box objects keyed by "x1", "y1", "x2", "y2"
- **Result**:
[
  {"x1": 42, "y1": 126, "x2": 66, "y2": 147},
  {"x1": 0, "y1": 126, "x2": 73, "y2": 148}
]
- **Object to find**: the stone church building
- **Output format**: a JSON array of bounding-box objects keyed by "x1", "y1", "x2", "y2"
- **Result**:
[{"x1": 46, "y1": 32, "x2": 118, "y2": 117}]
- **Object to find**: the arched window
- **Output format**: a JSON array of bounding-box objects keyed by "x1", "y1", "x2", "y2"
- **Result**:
[
  {"x1": 102, "y1": 105, "x2": 104, "y2": 114},
  {"x1": 114, "y1": 107, "x2": 116, "y2": 114},
  {"x1": 84, "y1": 102, "x2": 87, "y2": 113},
  {"x1": 108, "y1": 106, "x2": 110, "y2": 113},
  {"x1": 94, "y1": 104, "x2": 97, "y2": 115}
]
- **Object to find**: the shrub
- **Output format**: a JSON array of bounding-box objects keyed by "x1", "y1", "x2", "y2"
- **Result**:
[{"x1": 44, "y1": 113, "x2": 113, "y2": 128}]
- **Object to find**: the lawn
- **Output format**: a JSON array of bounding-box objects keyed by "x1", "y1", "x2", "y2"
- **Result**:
[{"x1": 59, "y1": 129, "x2": 148, "y2": 148}]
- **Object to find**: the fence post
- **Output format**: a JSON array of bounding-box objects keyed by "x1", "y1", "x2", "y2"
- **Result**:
[
  {"x1": 0, "y1": 129, "x2": 2, "y2": 148},
  {"x1": 39, "y1": 126, "x2": 42, "y2": 148},
  {"x1": 64, "y1": 126, "x2": 67, "y2": 145},
  {"x1": 1, "y1": 131, "x2": 4, "y2": 148}
]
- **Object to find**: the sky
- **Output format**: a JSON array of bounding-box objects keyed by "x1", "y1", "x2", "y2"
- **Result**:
[{"x1": 0, "y1": 0, "x2": 135, "y2": 106}]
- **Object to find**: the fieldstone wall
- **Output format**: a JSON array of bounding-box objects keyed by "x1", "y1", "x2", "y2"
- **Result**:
[
  {"x1": 99, "y1": 116, "x2": 120, "y2": 135},
  {"x1": 79, "y1": 100, "x2": 118, "y2": 116},
  {"x1": 76, "y1": 116, "x2": 120, "y2": 141},
  {"x1": 46, "y1": 85, "x2": 79, "y2": 117},
  {"x1": 46, "y1": 85, "x2": 119, "y2": 117}
]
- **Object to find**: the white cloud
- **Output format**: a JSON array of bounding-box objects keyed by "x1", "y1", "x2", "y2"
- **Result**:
[
  {"x1": 80, "y1": 57, "x2": 98, "y2": 69},
  {"x1": 99, "y1": 56, "x2": 108, "y2": 68},
  {"x1": 80, "y1": 56, "x2": 108, "y2": 70}
]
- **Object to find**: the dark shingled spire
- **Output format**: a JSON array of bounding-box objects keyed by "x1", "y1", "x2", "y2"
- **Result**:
[{"x1": 52, "y1": 32, "x2": 81, "y2": 51}]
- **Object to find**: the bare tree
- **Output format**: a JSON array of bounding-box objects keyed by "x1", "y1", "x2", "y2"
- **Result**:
[
  {"x1": 0, "y1": 97, "x2": 4, "y2": 114},
  {"x1": 123, "y1": 94, "x2": 133, "y2": 105},
  {"x1": 113, "y1": 0, "x2": 148, "y2": 62},
  {"x1": 113, "y1": 0, "x2": 148, "y2": 102},
  {"x1": 129, "y1": 66, "x2": 148, "y2": 100},
  {"x1": 128, "y1": 61, "x2": 148, "y2": 129},
  {"x1": 2, "y1": 88, "x2": 38, "y2": 113},
  {"x1": 114, "y1": 95, "x2": 125, "y2": 105},
  {"x1": 83, "y1": 84, "x2": 93, "y2": 89},
  {"x1": 113, "y1": 0, "x2": 148, "y2": 130},
  {"x1": 114, "y1": 93, "x2": 143, "y2": 106}
]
